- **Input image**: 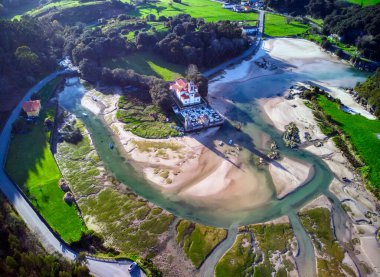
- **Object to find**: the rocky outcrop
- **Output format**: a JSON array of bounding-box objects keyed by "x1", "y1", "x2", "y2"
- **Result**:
[
  {"x1": 63, "y1": 192, "x2": 75, "y2": 204},
  {"x1": 58, "y1": 178, "x2": 70, "y2": 192},
  {"x1": 283, "y1": 122, "x2": 300, "y2": 148},
  {"x1": 267, "y1": 151, "x2": 280, "y2": 160}
]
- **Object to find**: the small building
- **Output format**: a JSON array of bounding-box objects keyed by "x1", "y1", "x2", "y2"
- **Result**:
[
  {"x1": 170, "y1": 78, "x2": 201, "y2": 107},
  {"x1": 22, "y1": 100, "x2": 41, "y2": 117}
]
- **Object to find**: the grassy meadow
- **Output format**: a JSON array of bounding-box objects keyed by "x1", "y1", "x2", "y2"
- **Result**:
[
  {"x1": 317, "y1": 95, "x2": 380, "y2": 190},
  {"x1": 105, "y1": 51, "x2": 186, "y2": 81},
  {"x1": 124, "y1": 0, "x2": 259, "y2": 22},
  {"x1": 16, "y1": 0, "x2": 259, "y2": 22},
  {"x1": 5, "y1": 79, "x2": 85, "y2": 242},
  {"x1": 264, "y1": 13, "x2": 309, "y2": 37}
]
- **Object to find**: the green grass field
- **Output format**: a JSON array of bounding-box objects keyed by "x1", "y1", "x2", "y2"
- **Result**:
[
  {"x1": 317, "y1": 95, "x2": 380, "y2": 190},
  {"x1": 344, "y1": 0, "x2": 380, "y2": 6},
  {"x1": 124, "y1": 0, "x2": 259, "y2": 22},
  {"x1": 105, "y1": 51, "x2": 186, "y2": 81},
  {"x1": 16, "y1": 0, "x2": 258, "y2": 22},
  {"x1": 5, "y1": 80, "x2": 85, "y2": 242},
  {"x1": 264, "y1": 13, "x2": 309, "y2": 37}
]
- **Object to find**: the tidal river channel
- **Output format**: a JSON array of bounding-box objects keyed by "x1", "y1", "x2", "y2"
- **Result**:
[{"x1": 58, "y1": 38, "x2": 367, "y2": 276}]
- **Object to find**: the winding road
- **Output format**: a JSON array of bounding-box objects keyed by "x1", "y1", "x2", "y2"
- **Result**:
[{"x1": 0, "y1": 70, "x2": 144, "y2": 277}]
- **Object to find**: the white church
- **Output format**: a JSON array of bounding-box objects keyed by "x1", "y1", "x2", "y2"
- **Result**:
[{"x1": 170, "y1": 78, "x2": 202, "y2": 106}]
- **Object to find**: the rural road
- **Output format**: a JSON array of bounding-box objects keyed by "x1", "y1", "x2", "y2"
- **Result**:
[
  {"x1": 0, "y1": 70, "x2": 144, "y2": 277},
  {"x1": 203, "y1": 9, "x2": 265, "y2": 78}
]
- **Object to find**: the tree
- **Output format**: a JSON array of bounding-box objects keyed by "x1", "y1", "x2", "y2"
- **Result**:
[
  {"x1": 79, "y1": 59, "x2": 101, "y2": 83},
  {"x1": 14, "y1": 46, "x2": 40, "y2": 73},
  {"x1": 186, "y1": 64, "x2": 208, "y2": 98},
  {"x1": 149, "y1": 80, "x2": 172, "y2": 112},
  {"x1": 146, "y1": 13, "x2": 156, "y2": 21}
]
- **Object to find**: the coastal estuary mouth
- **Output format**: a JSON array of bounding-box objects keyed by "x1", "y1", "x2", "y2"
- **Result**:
[{"x1": 58, "y1": 38, "x2": 368, "y2": 229}]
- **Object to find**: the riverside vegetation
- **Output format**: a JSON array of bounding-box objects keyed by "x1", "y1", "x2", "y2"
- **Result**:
[
  {"x1": 299, "y1": 208, "x2": 355, "y2": 276},
  {"x1": 55, "y1": 118, "x2": 175, "y2": 275},
  {"x1": 176, "y1": 220, "x2": 228, "y2": 268},
  {"x1": 116, "y1": 92, "x2": 180, "y2": 139},
  {"x1": 215, "y1": 223, "x2": 297, "y2": 277},
  {"x1": 301, "y1": 87, "x2": 380, "y2": 199}
]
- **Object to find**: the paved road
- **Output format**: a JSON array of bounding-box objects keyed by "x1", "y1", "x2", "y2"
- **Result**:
[
  {"x1": 203, "y1": 10, "x2": 265, "y2": 78},
  {"x1": 0, "y1": 70, "x2": 144, "y2": 277}
]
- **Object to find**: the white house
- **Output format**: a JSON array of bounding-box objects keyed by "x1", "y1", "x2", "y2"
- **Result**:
[{"x1": 170, "y1": 78, "x2": 201, "y2": 106}]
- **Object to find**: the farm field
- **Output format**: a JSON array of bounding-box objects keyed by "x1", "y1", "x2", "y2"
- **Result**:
[
  {"x1": 5, "y1": 79, "x2": 85, "y2": 242},
  {"x1": 11, "y1": 0, "x2": 259, "y2": 22},
  {"x1": 104, "y1": 51, "x2": 186, "y2": 81},
  {"x1": 264, "y1": 13, "x2": 309, "y2": 37},
  {"x1": 124, "y1": 0, "x2": 259, "y2": 22},
  {"x1": 317, "y1": 95, "x2": 380, "y2": 189},
  {"x1": 345, "y1": 0, "x2": 380, "y2": 6}
]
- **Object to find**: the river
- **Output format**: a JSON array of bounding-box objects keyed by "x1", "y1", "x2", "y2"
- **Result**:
[{"x1": 58, "y1": 38, "x2": 368, "y2": 276}]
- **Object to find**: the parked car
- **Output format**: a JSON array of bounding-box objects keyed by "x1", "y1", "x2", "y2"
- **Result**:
[{"x1": 128, "y1": 262, "x2": 138, "y2": 272}]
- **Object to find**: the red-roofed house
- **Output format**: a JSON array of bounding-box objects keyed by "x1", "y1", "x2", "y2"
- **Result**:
[
  {"x1": 170, "y1": 78, "x2": 201, "y2": 106},
  {"x1": 22, "y1": 100, "x2": 41, "y2": 117}
]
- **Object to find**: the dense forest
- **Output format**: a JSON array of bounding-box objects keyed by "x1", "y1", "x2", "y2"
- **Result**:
[
  {"x1": 355, "y1": 69, "x2": 380, "y2": 117},
  {"x1": 266, "y1": 0, "x2": 339, "y2": 17},
  {"x1": 0, "y1": 194, "x2": 90, "y2": 276},
  {"x1": 323, "y1": 4, "x2": 380, "y2": 60},
  {"x1": 0, "y1": 18, "x2": 63, "y2": 128},
  {"x1": 155, "y1": 14, "x2": 248, "y2": 67}
]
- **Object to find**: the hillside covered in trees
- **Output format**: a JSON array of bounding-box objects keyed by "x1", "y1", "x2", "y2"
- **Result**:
[
  {"x1": 0, "y1": 18, "x2": 64, "y2": 128},
  {"x1": 0, "y1": 194, "x2": 90, "y2": 276},
  {"x1": 323, "y1": 4, "x2": 380, "y2": 60},
  {"x1": 355, "y1": 69, "x2": 380, "y2": 117}
]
